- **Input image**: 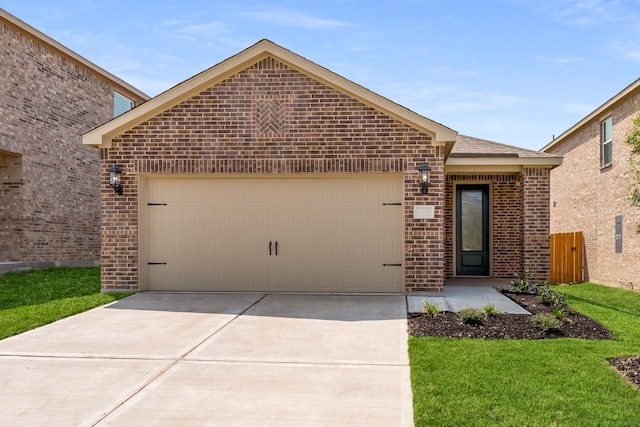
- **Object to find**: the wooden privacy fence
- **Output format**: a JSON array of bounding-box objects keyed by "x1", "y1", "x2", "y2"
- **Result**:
[{"x1": 550, "y1": 231, "x2": 584, "y2": 284}]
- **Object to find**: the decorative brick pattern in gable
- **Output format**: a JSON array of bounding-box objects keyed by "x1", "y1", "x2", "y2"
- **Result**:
[{"x1": 255, "y1": 97, "x2": 287, "y2": 136}]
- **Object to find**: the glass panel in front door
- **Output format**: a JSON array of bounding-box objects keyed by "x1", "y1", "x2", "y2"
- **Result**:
[{"x1": 461, "y1": 190, "x2": 484, "y2": 251}]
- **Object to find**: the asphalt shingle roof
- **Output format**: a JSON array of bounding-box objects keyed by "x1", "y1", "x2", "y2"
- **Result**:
[{"x1": 452, "y1": 135, "x2": 558, "y2": 159}]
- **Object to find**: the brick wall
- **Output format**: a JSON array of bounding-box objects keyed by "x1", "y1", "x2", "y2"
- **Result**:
[
  {"x1": 0, "y1": 20, "x2": 114, "y2": 263},
  {"x1": 445, "y1": 174, "x2": 522, "y2": 278},
  {"x1": 101, "y1": 57, "x2": 444, "y2": 292},
  {"x1": 521, "y1": 167, "x2": 551, "y2": 281},
  {"x1": 548, "y1": 88, "x2": 640, "y2": 287},
  {"x1": 0, "y1": 152, "x2": 23, "y2": 259}
]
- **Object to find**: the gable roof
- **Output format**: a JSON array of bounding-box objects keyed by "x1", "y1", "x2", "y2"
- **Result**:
[
  {"x1": 83, "y1": 39, "x2": 458, "y2": 149},
  {"x1": 541, "y1": 76, "x2": 640, "y2": 153},
  {"x1": 0, "y1": 8, "x2": 148, "y2": 102},
  {"x1": 446, "y1": 135, "x2": 562, "y2": 173}
]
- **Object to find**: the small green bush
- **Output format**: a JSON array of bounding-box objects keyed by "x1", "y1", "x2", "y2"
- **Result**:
[
  {"x1": 538, "y1": 284, "x2": 568, "y2": 309},
  {"x1": 531, "y1": 313, "x2": 562, "y2": 332},
  {"x1": 551, "y1": 306, "x2": 566, "y2": 319},
  {"x1": 458, "y1": 308, "x2": 485, "y2": 325},
  {"x1": 511, "y1": 271, "x2": 534, "y2": 294},
  {"x1": 422, "y1": 300, "x2": 441, "y2": 317},
  {"x1": 483, "y1": 304, "x2": 500, "y2": 317}
]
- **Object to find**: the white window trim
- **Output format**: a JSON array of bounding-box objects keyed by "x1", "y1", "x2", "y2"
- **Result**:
[{"x1": 601, "y1": 116, "x2": 613, "y2": 167}]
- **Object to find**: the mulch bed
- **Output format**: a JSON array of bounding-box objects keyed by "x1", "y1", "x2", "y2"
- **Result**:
[
  {"x1": 408, "y1": 290, "x2": 640, "y2": 390},
  {"x1": 610, "y1": 356, "x2": 640, "y2": 390},
  {"x1": 408, "y1": 291, "x2": 611, "y2": 340}
]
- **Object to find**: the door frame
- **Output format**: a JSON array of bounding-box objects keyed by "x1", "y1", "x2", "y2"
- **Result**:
[{"x1": 453, "y1": 182, "x2": 492, "y2": 277}]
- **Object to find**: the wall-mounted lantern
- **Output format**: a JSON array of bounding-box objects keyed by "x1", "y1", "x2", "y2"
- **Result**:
[
  {"x1": 109, "y1": 165, "x2": 123, "y2": 195},
  {"x1": 417, "y1": 164, "x2": 431, "y2": 194}
]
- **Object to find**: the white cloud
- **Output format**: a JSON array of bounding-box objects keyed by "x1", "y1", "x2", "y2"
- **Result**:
[
  {"x1": 536, "y1": 0, "x2": 637, "y2": 26},
  {"x1": 537, "y1": 55, "x2": 584, "y2": 64},
  {"x1": 241, "y1": 8, "x2": 353, "y2": 29},
  {"x1": 560, "y1": 102, "x2": 596, "y2": 116},
  {"x1": 379, "y1": 81, "x2": 526, "y2": 117},
  {"x1": 611, "y1": 37, "x2": 640, "y2": 62},
  {"x1": 176, "y1": 21, "x2": 228, "y2": 35}
]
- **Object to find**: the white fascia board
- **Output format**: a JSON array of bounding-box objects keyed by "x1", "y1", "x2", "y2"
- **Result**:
[{"x1": 446, "y1": 156, "x2": 562, "y2": 167}]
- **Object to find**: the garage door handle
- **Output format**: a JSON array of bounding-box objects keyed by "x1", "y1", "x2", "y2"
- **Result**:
[
  {"x1": 269, "y1": 241, "x2": 272, "y2": 256},
  {"x1": 275, "y1": 241, "x2": 278, "y2": 256}
]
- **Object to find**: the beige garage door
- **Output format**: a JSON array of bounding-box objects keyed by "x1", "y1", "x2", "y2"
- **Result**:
[{"x1": 143, "y1": 175, "x2": 404, "y2": 292}]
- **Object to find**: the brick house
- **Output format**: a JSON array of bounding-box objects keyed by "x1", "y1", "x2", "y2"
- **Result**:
[
  {"x1": 0, "y1": 9, "x2": 148, "y2": 273},
  {"x1": 542, "y1": 77, "x2": 640, "y2": 287},
  {"x1": 84, "y1": 39, "x2": 560, "y2": 293}
]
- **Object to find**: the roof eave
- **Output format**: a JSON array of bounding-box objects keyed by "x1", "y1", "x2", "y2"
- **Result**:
[
  {"x1": 541, "y1": 76, "x2": 640, "y2": 152},
  {"x1": 445, "y1": 156, "x2": 562, "y2": 173},
  {"x1": 84, "y1": 52, "x2": 267, "y2": 148},
  {"x1": 0, "y1": 8, "x2": 149, "y2": 102}
]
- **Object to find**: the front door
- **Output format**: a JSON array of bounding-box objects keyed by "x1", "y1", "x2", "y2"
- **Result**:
[{"x1": 456, "y1": 184, "x2": 489, "y2": 276}]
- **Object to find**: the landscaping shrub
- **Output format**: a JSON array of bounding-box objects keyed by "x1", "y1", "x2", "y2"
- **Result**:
[
  {"x1": 483, "y1": 304, "x2": 500, "y2": 317},
  {"x1": 422, "y1": 301, "x2": 440, "y2": 317},
  {"x1": 537, "y1": 283, "x2": 568, "y2": 309},
  {"x1": 530, "y1": 313, "x2": 562, "y2": 332},
  {"x1": 511, "y1": 271, "x2": 535, "y2": 294},
  {"x1": 458, "y1": 308, "x2": 485, "y2": 325},
  {"x1": 551, "y1": 305, "x2": 567, "y2": 320}
]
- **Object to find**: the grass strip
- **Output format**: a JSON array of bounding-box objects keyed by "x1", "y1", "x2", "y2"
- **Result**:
[
  {"x1": 409, "y1": 283, "x2": 640, "y2": 426},
  {"x1": 0, "y1": 267, "x2": 131, "y2": 340}
]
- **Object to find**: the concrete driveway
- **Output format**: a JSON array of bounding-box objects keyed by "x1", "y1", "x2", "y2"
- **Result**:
[{"x1": 0, "y1": 293, "x2": 413, "y2": 426}]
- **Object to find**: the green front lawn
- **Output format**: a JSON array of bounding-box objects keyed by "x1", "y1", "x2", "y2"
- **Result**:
[
  {"x1": 0, "y1": 267, "x2": 131, "y2": 340},
  {"x1": 410, "y1": 283, "x2": 640, "y2": 426}
]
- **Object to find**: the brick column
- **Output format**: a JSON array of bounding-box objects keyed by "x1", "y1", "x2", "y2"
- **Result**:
[
  {"x1": 404, "y1": 149, "x2": 445, "y2": 292},
  {"x1": 100, "y1": 157, "x2": 139, "y2": 291},
  {"x1": 520, "y1": 167, "x2": 551, "y2": 282}
]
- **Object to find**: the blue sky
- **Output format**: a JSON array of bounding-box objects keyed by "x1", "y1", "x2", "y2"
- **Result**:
[{"x1": 4, "y1": 0, "x2": 640, "y2": 150}]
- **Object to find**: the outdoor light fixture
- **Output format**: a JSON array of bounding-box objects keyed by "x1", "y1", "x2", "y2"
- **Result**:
[
  {"x1": 417, "y1": 164, "x2": 431, "y2": 194},
  {"x1": 109, "y1": 165, "x2": 123, "y2": 195}
]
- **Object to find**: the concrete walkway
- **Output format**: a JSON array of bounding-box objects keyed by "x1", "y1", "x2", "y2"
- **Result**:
[
  {"x1": 407, "y1": 285, "x2": 530, "y2": 314},
  {"x1": 0, "y1": 293, "x2": 413, "y2": 426}
]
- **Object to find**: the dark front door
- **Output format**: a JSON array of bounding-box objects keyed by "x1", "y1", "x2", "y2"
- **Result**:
[{"x1": 456, "y1": 185, "x2": 489, "y2": 276}]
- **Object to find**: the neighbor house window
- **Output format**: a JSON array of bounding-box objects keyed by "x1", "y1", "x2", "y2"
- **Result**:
[
  {"x1": 114, "y1": 92, "x2": 134, "y2": 117},
  {"x1": 601, "y1": 116, "x2": 613, "y2": 166}
]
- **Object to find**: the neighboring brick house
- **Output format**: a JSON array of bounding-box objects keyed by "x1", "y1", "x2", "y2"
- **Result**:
[
  {"x1": 0, "y1": 9, "x2": 148, "y2": 273},
  {"x1": 84, "y1": 39, "x2": 561, "y2": 293},
  {"x1": 543, "y1": 77, "x2": 640, "y2": 287}
]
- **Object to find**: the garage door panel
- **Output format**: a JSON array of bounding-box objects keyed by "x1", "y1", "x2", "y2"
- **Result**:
[
  {"x1": 145, "y1": 176, "x2": 403, "y2": 292},
  {"x1": 279, "y1": 236, "x2": 337, "y2": 260},
  {"x1": 149, "y1": 264, "x2": 273, "y2": 292},
  {"x1": 343, "y1": 266, "x2": 402, "y2": 292},
  {"x1": 148, "y1": 236, "x2": 206, "y2": 261}
]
